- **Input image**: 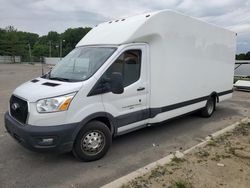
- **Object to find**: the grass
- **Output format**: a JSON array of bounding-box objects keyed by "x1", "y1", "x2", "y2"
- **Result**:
[
  {"x1": 172, "y1": 156, "x2": 186, "y2": 163},
  {"x1": 196, "y1": 149, "x2": 210, "y2": 158},
  {"x1": 207, "y1": 139, "x2": 216, "y2": 146},
  {"x1": 234, "y1": 122, "x2": 250, "y2": 136},
  {"x1": 171, "y1": 179, "x2": 193, "y2": 188},
  {"x1": 148, "y1": 166, "x2": 166, "y2": 179}
]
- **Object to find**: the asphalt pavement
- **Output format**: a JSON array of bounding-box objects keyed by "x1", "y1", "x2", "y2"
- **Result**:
[{"x1": 0, "y1": 64, "x2": 249, "y2": 188}]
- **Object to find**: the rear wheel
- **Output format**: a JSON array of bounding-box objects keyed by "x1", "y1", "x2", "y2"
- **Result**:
[
  {"x1": 73, "y1": 121, "x2": 112, "y2": 162},
  {"x1": 201, "y1": 97, "x2": 216, "y2": 117}
]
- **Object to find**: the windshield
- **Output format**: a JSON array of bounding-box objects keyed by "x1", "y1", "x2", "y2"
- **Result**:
[{"x1": 48, "y1": 47, "x2": 116, "y2": 82}]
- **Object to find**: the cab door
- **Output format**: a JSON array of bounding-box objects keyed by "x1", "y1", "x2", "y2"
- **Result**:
[{"x1": 101, "y1": 44, "x2": 149, "y2": 134}]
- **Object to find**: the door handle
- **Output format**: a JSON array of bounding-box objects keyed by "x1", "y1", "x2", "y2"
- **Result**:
[{"x1": 137, "y1": 87, "x2": 145, "y2": 91}]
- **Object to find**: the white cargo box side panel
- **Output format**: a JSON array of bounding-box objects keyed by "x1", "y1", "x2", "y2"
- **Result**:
[
  {"x1": 130, "y1": 11, "x2": 236, "y2": 110},
  {"x1": 77, "y1": 10, "x2": 235, "y2": 121}
]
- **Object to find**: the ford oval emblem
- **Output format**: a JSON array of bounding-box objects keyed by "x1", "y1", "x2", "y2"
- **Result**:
[{"x1": 11, "y1": 103, "x2": 20, "y2": 111}]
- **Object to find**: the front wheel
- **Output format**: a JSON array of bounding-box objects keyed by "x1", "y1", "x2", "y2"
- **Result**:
[
  {"x1": 73, "y1": 121, "x2": 112, "y2": 162},
  {"x1": 200, "y1": 97, "x2": 216, "y2": 117}
]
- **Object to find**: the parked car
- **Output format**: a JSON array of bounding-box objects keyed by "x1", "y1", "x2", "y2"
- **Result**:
[{"x1": 234, "y1": 80, "x2": 250, "y2": 91}]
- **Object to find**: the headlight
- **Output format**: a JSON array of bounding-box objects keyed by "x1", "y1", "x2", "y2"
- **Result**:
[{"x1": 36, "y1": 92, "x2": 76, "y2": 113}]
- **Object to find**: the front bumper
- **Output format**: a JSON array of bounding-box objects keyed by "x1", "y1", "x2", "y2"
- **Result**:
[{"x1": 4, "y1": 112, "x2": 80, "y2": 153}]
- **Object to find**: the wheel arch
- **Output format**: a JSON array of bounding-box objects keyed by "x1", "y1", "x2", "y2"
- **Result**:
[
  {"x1": 209, "y1": 91, "x2": 219, "y2": 103},
  {"x1": 72, "y1": 112, "x2": 116, "y2": 141}
]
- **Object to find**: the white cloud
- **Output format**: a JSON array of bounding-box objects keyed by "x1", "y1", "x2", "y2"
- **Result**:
[
  {"x1": 0, "y1": 0, "x2": 249, "y2": 52},
  {"x1": 228, "y1": 24, "x2": 250, "y2": 33}
]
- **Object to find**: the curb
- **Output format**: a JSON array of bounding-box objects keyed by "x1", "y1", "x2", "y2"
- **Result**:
[{"x1": 101, "y1": 117, "x2": 250, "y2": 188}]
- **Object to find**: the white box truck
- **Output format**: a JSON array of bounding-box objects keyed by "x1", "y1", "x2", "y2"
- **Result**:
[{"x1": 5, "y1": 10, "x2": 236, "y2": 161}]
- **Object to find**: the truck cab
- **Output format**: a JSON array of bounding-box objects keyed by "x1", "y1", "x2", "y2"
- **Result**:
[{"x1": 5, "y1": 43, "x2": 150, "y2": 161}]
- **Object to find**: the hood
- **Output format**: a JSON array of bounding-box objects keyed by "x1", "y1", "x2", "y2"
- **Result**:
[{"x1": 13, "y1": 77, "x2": 83, "y2": 102}]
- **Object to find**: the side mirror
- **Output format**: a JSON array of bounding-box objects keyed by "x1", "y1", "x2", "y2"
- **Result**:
[{"x1": 110, "y1": 72, "x2": 124, "y2": 94}]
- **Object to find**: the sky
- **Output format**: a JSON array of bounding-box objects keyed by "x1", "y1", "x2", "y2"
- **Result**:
[{"x1": 0, "y1": 0, "x2": 250, "y2": 53}]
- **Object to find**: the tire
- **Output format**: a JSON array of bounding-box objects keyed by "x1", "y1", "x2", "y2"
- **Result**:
[
  {"x1": 201, "y1": 97, "x2": 216, "y2": 118},
  {"x1": 73, "y1": 121, "x2": 112, "y2": 162}
]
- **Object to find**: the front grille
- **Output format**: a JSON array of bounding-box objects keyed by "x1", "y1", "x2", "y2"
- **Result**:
[{"x1": 10, "y1": 95, "x2": 28, "y2": 124}]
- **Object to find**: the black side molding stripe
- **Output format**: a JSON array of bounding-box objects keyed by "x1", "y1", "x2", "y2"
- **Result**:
[
  {"x1": 116, "y1": 109, "x2": 150, "y2": 128},
  {"x1": 116, "y1": 89, "x2": 233, "y2": 128},
  {"x1": 151, "y1": 89, "x2": 233, "y2": 118},
  {"x1": 218, "y1": 89, "x2": 233, "y2": 96},
  {"x1": 150, "y1": 95, "x2": 208, "y2": 118}
]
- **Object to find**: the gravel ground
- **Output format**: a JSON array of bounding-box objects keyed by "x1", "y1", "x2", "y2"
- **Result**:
[{"x1": 123, "y1": 120, "x2": 250, "y2": 188}]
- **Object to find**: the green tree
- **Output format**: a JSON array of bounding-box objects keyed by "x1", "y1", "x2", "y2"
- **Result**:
[
  {"x1": 236, "y1": 53, "x2": 246, "y2": 60},
  {"x1": 246, "y1": 52, "x2": 250, "y2": 60},
  {"x1": 236, "y1": 52, "x2": 250, "y2": 60},
  {"x1": 32, "y1": 44, "x2": 49, "y2": 61},
  {"x1": 0, "y1": 26, "x2": 92, "y2": 62},
  {"x1": 47, "y1": 31, "x2": 60, "y2": 43},
  {"x1": 0, "y1": 26, "x2": 40, "y2": 62},
  {"x1": 0, "y1": 28, "x2": 6, "y2": 55},
  {"x1": 61, "y1": 27, "x2": 91, "y2": 56},
  {"x1": 3, "y1": 26, "x2": 26, "y2": 62},
  {"x1": 37, "y1": 35, "x2": 48, "y2": 45}
]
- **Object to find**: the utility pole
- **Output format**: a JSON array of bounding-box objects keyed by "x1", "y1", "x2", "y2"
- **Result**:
[
  {"x1": 55, "y1": 45, "x2": 59, "y2": 57},
  {"x1": 60, "y1": 40, "x2": 62, "y2": 59},
  {"x1": 41, "y1": 57, "x2": 44, "y2": 75},
  {"x1": 49, "y1": 41, "x2": 51, "y2": 57},
  {"x1": 28, "y1": 43, "x2": 32, "y2": 63},
  {"x1": 60, "y1": 40, "x2": 65, "y2": 60}
]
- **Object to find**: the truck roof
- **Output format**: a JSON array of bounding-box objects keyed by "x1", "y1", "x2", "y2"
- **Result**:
[
  {"x1": 76, "y1": 9, "x2": 235, "y2": 47},
  {"x1": 76, "y1": 10, "x2": 159, "y2": 46}
]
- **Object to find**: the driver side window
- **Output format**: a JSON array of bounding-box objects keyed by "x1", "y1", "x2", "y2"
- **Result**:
[{"x1": 103, "y1": 49, "x2": 141, "y2": 87}]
